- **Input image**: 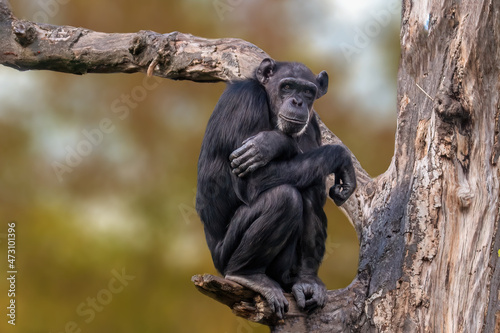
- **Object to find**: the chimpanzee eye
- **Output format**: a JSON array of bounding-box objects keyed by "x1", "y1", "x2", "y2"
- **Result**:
[
  {"x1": 284, "y1": 85, "x2": 291, "y2": 90},
  {"x1": 304, "y1": 89, "x2": 314, "y2": 99}
]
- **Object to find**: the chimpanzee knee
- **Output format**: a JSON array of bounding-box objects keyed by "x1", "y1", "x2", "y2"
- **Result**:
[{"x1": 267, "y1": 184, "x2": 303, "y2": 223}]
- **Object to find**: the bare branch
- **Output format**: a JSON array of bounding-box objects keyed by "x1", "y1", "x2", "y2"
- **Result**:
[
  {"x1": 192, "y1": 272, "x2": 370, "y2": 331},
  {"x1": 0, "y1": 3, "x2": 267, "y2": 81},
  {"x1": 192, "y1": 274, "x2": 302, "y2": 326}
]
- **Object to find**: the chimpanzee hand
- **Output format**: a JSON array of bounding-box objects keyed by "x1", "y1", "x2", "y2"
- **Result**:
[
  {"x1": 230, "y1": 131, "x2": 296, "y2": 178},
  {"x1": 292, "y1": 275, "x2": 327, "y2": 312},
  {"x1": 329, "y1": 149, "x2": 357, "y2": 206}
]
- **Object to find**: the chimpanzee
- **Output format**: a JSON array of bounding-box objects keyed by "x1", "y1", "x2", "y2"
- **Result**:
[{"x1": 196, "y1": 58, "x2": 356, "y2": 318}]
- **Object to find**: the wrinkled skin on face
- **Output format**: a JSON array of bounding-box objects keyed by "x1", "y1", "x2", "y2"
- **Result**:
[{"x1": 256, "y1": 58, "x2": 329, "y2": 136}]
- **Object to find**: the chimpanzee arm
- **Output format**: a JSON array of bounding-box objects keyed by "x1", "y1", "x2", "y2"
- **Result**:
[
  {"x1": 229, "y1": 130, "x2": 299, "y2": 178},
  {"x1": 246, "y1": 144, "x2": 357, "y2": 205},
  {"x1": 197, "y1": 79, "x2": 272, "y2": 245}
]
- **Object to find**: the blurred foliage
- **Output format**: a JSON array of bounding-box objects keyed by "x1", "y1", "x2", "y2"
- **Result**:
[{"x1": 0, "y1": 0, "x2": 399, "y2": 332}]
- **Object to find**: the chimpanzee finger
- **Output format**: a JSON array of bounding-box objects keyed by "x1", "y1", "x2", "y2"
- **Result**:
[
  {"x1": 268, "y1": 296, "x2": 284, "y2": 319},
  {"x1": 313, "y1": 283, "x2": 326, "y2": 307},
  {"x1": 277, "y1": 301, "x2": 284, "y2": 319},
  {"x1": 318, "y1": 292, "x2": 326, "y2": 308},
  {"x1": 342, "y1": 184, "x2": 354, "y2": 198},
  {"x1": 237, "y1": 165, "x2": 255, "y2": 178},
  {"x1": 330, "y1": 185, "x2": 348, "y2": 206},
  {"x1": 304, "y1": 299, "x2": 319, "y2": 312},
  {"x1": 230, "y1": 147, "x2": 258, "y2": 168},
  {"x1": 292, "y1": 285, "x2": 306, "y2": 309},
  {"x1": 279, "y1": 297, "x2": 289, "y2": 319},
  {"x1": 230, "y1": 140, "x2": 260, "y2": 162},
  {"x1": 229, "y1": 144, "x2": 251, "y2": 161},
  {"x1": 236, "y1": 159, "x2": 265, "y2": 178},
  {"x1": 232, "y1": 157, "x2": 257, "y2": 176},
  {"x1": 268, "y1": 298, "x2": 276, "y2": 316}
]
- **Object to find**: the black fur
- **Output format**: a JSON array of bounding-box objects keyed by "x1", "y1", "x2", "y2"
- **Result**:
[{"x1": 196, "y1": 58, "x2": 356, "y2": 318}]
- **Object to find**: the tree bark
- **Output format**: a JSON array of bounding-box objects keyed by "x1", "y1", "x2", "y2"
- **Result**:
[
  {"x1": 0, "y1": 0, "x2": 267, "y2": 81},
  {"x1": 1, "y1": 0, "x2": 499, "y2": 332},
  {"x1": 372, "y1": 0, "x2": 500, "y2": 331}
]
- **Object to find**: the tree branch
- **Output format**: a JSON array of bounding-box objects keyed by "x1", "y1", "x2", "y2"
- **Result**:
[
  {"x1": 191, "y1": 274, "x2": 301, "y2": 326},
  {"x1": 192, "y1": 272, "x2": 370, "y2": 332},
  {"x1": 0, "y1": 1, "x2": 267, "y2": 81}
]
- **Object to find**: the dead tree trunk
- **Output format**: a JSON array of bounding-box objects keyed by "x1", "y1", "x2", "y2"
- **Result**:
[
  {"x1": 1, "y1": 0, "x2": 499, "y2": 332},
  {"x1": 351, "y1": 0, "x2": 500, "y2": 331},
  {"x1": 357, "y1": 1, "x2": 500, "y2": 331}
]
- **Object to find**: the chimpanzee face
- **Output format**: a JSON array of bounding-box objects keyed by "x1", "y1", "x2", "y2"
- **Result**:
[{"x1": 256, "y1": 58, "x2": 329, "y2": 135}]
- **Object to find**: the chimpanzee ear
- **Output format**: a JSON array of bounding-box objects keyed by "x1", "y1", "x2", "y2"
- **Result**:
[
  {"x1": 256, "y1": 58, "x2": 276, "y2": 85},
  {"x1": 316, "y1": 71, "x2": 329, "y2": 99}
]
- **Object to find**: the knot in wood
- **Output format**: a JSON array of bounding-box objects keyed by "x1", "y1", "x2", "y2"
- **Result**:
[
  {"x1": 12, "y1": 20, "x2": 36, "y2": 47},
  {"x1": 129, "y1": 31, "x2": 149, "y2": 56},
  {"x1": 457, "y1": 184, "x2": 473, "y2": 209},
  {"x1": 433, "y1": 93, "x2": 469, "y2": 124}
]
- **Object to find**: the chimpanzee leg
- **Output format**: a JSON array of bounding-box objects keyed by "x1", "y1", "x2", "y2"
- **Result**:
[
  {"x1": 265, "y1": 234, "x2": 301, "y2": 290},
  {"x1": 222, "y1": 184, "x2": 303, "y2": 275},
  {"x1": 216, "y1": 184, "x2": 303, "y2": 319},
  {"x1": 299, "y1": 186, "x2": 327, "y2": 275},
  {"x1": 292, "y1": 186, "x2": 328, "y2": 311},
  {"x1": 265, "y1": 186, "x2": 328, "y2": 293}
]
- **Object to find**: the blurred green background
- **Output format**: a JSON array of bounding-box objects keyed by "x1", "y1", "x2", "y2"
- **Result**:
[{"x1": 0, "y1": 0, "x2": 400, "y2": 332}]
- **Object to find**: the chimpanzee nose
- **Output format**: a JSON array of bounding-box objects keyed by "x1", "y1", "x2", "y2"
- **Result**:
[{"x1": 292, "y1": 98, "x2": 303, "y2": 107}]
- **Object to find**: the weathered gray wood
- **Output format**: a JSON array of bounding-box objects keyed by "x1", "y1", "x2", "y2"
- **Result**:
[
  {"x1": 360, "y1": 1, "x2": 500, "y2": 332},
  {"x1": 192, "y1": 272, "x2": 369, "y2": 333},
  {"x1": 1, "y1": 0, "x2": 499, "y2": 331},
  {"x1": 0, "y1": 1, "x2": 267, "y2": 81},
  {"x1": 192, "y1": 274, "x2": 304, "y2": 326}
]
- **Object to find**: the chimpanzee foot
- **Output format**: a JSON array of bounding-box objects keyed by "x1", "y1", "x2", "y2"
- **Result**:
[
  {"x1": 225, "y1": 273, "x2": 289, "y2": 319},
  {"x1": 292, "y1": 275, "x2": 327, "y2": 312}
]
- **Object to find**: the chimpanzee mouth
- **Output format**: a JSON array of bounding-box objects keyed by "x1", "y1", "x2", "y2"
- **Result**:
[
  {"x1": 278, "y1": 114, "x2": 309, "y2": 135},
  {"x1": 279, "y1": 114, "x2": 307, "y2": 125}
]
